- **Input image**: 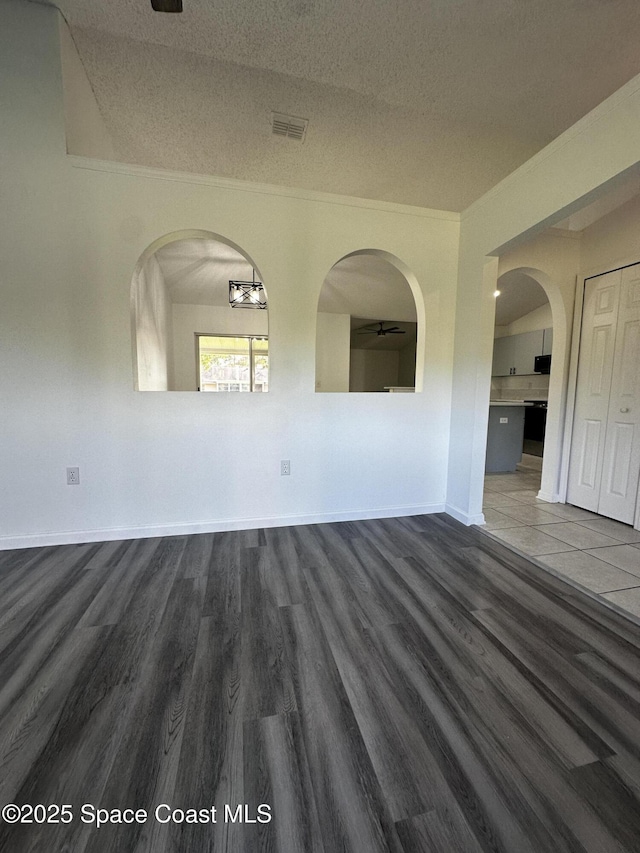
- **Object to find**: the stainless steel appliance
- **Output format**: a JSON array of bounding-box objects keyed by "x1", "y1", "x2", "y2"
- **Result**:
[{"x1": 523, "y1": 400, "x2": 547, "y2": 456}]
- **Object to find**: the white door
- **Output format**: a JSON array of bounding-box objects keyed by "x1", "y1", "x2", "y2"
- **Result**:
[
  {"x1": 567, "y1": 265, "x2": 640, "y2": 524},
  {"x1": 567, "y1": 271, "x2": 620, "y2": 513},
  {"x1": 598, "y1": 265, "x2": 640, "y2": 523}
]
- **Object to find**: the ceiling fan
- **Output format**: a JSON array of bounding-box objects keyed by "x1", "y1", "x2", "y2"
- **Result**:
[
  {"x1": 151, "y1": 0, "x2": 183, "y2": 12},
  {"x1": 357, "y1": 321, "x2": 406, "y2": 336}
]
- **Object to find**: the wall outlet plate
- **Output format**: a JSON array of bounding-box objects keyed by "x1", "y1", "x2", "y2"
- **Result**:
[
  {"x1": 500, "y1": 417, "x2": 508, "y2": 424},
  {"x1": 66, "y1": 466, "x2": 80, "y2": 485},
  {"x1": 280, "y1": 460, "x2": 291, "y2": 476}
]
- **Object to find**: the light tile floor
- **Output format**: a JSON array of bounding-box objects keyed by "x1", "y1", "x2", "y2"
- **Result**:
[{"x1": 478, "y1": 465, "x2": 640, "y2": 622}]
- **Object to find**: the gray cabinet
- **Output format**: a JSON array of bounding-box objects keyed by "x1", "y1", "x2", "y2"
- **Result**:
[
  {"x1": 486, "y1": 405, "x2": 526, "y2": 472},
  {"x1": 492, "y1": 329, "x2": 544, "y2": 376},
  {"x1": 492, "y1": 336, "x2": 515, "y2": 377},
  {"x1": 513, "y1": 329, "x2": 544, "y2": 375}
]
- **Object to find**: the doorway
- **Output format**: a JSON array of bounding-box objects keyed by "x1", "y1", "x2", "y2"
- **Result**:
[{"x1": 487, "y1": 270, "x2": 552, "y2": 476}]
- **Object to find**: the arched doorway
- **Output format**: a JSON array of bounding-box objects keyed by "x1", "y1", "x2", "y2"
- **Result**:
[{"x1": 485, "y1": 265, "x2": 566, "y2": 507}]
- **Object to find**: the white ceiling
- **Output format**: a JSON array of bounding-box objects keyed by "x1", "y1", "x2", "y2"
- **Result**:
[
  {"x1": 154, "y1": 238, "x2": 417, "y2": 320},
  {"x1": 155, "y1": 238, "x2": 253, "y2": 306},
  {"x1": 351, "y1": 319, "x2": 417, "y2": 352},
  {"x1": 495, "y1": 270, "x2": 548, "y2": 326},
  {"x1": 552, "y1": 168, "x2": 640, "y2": 232},
  {"x1": 319, "y1": 254, "x2": 417, "y2": 322},
  {"x1": 51, "y1": 0, "x2": 640, "y2": 211}
]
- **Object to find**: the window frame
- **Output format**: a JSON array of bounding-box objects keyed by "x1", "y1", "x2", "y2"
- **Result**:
[{"x1": 194, "y1": 332, "x2": 269, "y2": 393}]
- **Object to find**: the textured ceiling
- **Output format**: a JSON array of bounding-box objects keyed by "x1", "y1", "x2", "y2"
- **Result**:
[{"x1": 52, "y1": 0, "x2": 640, "y2": 209}]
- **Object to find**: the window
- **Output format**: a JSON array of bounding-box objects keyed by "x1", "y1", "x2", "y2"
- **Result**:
[{"x1": 196, "y1": 334, "x2": 269, "y2": 392}]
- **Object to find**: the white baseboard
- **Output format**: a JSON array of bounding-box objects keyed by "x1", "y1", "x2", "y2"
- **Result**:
[
  {"x1": 445, "y1": 504, "x2": 485, "y2": 526},
  {"x1": 537, "y1": 489, "x2": 559, "y2": 503},
  {"x1": 0, "y1": 502, "x2": 447, "y2": 550}
]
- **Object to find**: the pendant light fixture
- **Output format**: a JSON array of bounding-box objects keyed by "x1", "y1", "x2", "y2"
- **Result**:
[{"x1": 229, "y1": 268, "x2": 267, "y2": 309}]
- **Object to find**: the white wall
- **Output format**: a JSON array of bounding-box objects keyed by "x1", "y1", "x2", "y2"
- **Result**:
[
  {"x1": 15, "y1": 0, "x2": 640, "y2": 541},
  {"x1": 505, "y1": 302, "x2": 553, "y2": 336},
  {"x1": 133, "y1": 254, "x2": 171, "y2": 391},
  {"x1": 580, "y1": 194, "x2": 640, "y2": 277},
  {"x1": 0, "y1": 0, "x2": 459, "y2": 547},
  {"x1": 172, "y1": 303, "x2": 268, "y2": 391},
  {"x1": 349, "y1": 350, "x2": 400, "y2": 392},
  {"x1": 448, "y1": 67, "x2": 640, "y2": 522},
  {"x1": 315, "y1": 312, "x2": 350, "y2": 392},
  {"x1": 58, "y1": 16, "x2": 115, "y2": 160},
  {"x1": 493, "y1": 302, "x2": 553, "y2": 338}
]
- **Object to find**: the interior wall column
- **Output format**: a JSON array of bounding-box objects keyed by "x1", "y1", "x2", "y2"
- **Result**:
[{"x1": 446, "y1": 251, "x2": 498, "y2": 524}]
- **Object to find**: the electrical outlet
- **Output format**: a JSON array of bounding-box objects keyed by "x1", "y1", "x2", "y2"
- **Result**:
[
  {"x1": 280, "y1": 460, "x2": 291, "y2": 476},
  {"x1": 66, "y1": 466, "x2": 80, "y2": 485},
  {"x1": 500, "y1": 417, "x2": 508, "y2": 424}
]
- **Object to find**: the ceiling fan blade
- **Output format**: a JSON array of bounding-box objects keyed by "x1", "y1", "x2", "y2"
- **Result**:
[
  {"x1": 383, "y1": 326, "x2": 401, "y2": 332},
  {"x1": 151, "y1": 0, "x2": 183, "y2": 11},
  {"x1": 357, "y1": 330, "x2": 378, "y2": 334},
  {"x1": 385, "y1": 329, "x2": 406, "y2": 334}
]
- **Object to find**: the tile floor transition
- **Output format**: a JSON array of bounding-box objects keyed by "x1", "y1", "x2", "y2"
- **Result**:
[{"x1": 478, "y1": 460, "x2": 640, "y2": 622}]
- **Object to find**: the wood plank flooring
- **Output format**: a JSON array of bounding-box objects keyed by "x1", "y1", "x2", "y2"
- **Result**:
[{"x1": 1, "y1": 514, "x2": 639, "y2": 852}]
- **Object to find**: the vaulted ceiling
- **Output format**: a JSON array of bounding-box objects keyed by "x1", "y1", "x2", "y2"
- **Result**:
[
  {"x1": 494, "y1": 271, "x2": 548, "y2": 327},
  {"x1": 53, "y1": 0, "x2": 640, "y2": 210},
  {"x1": 153, "y1": 236, "x2": 417, "y2": 321}
]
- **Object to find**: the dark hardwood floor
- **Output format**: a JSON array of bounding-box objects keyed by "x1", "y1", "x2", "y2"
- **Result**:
[{"x1": 1, "y1": 514, "x2": 639, "y2": 852}]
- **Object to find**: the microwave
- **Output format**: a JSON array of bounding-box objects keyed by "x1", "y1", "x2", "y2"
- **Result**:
[{"x1": 534, "y1": 354, "x2": 551, "y2": 374}]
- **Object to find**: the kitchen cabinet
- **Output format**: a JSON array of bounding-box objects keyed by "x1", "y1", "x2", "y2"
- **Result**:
[
  {"x1": 492, "y1": 329, "x2": 544, "y2": 376},
  {"x1": 492, "y1": 336, "x2": 515, "y2": 377},
  {"x1": 512, "y1": 330, "x2": 543, "y2": 375},
  {"x1": 486, "y1": 403, "x2": 529, "y2": 472}
]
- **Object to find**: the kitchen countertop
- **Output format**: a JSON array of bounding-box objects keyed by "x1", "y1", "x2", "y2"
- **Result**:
[{"x1": 489, "y1": 400, "x2": 534, "y2": 407}]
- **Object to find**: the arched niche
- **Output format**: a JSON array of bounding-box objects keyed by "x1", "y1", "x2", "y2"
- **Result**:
[
  {"x1": 131, "y1": 230, "x2": 269, "y2": 392},
  {"x1": 492, "y1": 264, "x2": 566, "y2": 500},
  {"x1": 315, "y1": 249, "x2": 423, "y2": 393}
]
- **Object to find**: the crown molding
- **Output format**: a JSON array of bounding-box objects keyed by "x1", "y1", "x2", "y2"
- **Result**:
[{"x1": 68, "y1": 155, "x2": 460, "y2": 222}]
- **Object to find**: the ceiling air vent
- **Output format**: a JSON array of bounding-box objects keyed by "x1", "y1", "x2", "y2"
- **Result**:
[{"x1": 271, "y1": 113, "x2": 308, "y2": 142}]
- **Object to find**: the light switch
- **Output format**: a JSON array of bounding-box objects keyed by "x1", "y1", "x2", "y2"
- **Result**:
[{"x1": 500, "y1": 417, "x2": 508, "y2": 424}]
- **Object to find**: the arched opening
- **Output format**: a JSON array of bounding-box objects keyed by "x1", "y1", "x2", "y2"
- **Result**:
[
  {"x1": 131, "y1": 231, "x2": 268, "y2": 392},
  {"x1": 484, "y1": 264, "x2": 566, "y2": 512},
  {"x1": 315, "y1": 250, "x2": 422, "y2": 393}
]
